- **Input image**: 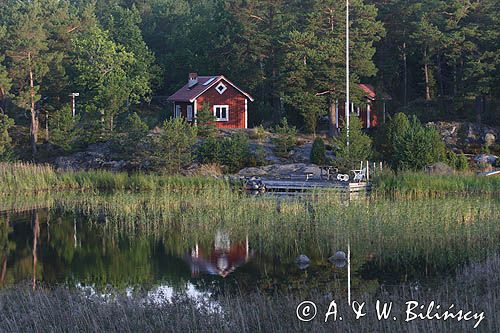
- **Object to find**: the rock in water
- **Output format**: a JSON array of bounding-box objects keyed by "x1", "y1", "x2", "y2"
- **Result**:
[
  {"x1": 328, "y1": 251, "x2": 347, "y2": 268},
  {"x1": 295, "y1": 255, "x2": 310, "y2": 270}
]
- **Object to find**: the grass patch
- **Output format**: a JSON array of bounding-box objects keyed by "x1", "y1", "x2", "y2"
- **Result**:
[
  {"x1": 0, "y1": 162, "x2": 229, "y2": 195},
  {"x1": 372, "y1": 170, "x2": 500, "y2": 198}
]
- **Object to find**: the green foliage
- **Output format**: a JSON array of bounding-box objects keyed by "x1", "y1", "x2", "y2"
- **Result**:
[
  {"x1": 114, "y1": 112, "x2": 149, "y2": 157},
  {"x1": 221, "y1": 132, "x2": 251, "y2": 173},
  {"x1": 71, "y1": 24, "x2": 135, "y2": 134},
  {"x1": 382, "y1": 113, "x2": 411, "y2": 160},
  {"x1": 332, "y1": 117, "x2": 372, "y2": 168},
  {"x1": 392, "y1": 116, "x2": 446, "y2": 170},
  {"x1": 0, "y1": 113, "x2": 14, "y2": 160},
  {"x1": 310, "y1": 137, "x2": 326, "y2": 165},
  {"x1": 480, "y1": 145, "x2": 491, "y2": 154},
  {"x1": 198, "y1": 132, "x2": 251, "y2": 173},
  {"x1": 455, "y1": 153, "x2": 469, "y2": 171},
  {"x1": 151, "y1": 118, "x2": 197, "y2": 174},
  {"x1": 49, "y1": 105, "x2": 80, "y2": 152},
  {"x1": 272, "y1": 119, "x2": 297, "y2": 158},
  {"x1": 196, "y1": 103, "x2": 216, "y2": 138},
  {"x1": 250, "y1": 125, "x2": 267, "y2": 142}
]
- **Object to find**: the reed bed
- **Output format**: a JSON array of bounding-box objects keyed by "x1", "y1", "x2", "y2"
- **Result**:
[
  {"x1": 0, "y1": 253, "x2": 497, "y2": 332},
  {"x1": 0, "y1": 162, "x2": 229, "y2": 194},
  {"x1": 41, "y1": 191, "x2": 499, "y2": 282},
  {"x1": 372, "y1": 170, "x2": 500, "y2": 198}
]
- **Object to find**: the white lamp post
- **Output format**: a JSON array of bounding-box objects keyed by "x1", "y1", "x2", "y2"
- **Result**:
[
  {"x1": 346, "y1": 0, "x2": 350, "y2": 147},
  {"x1": 69, "y1": 92, "x2": 79, "y2": 118}
]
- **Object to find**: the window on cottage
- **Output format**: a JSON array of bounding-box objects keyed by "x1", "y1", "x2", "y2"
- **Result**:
[
  {"x1": 187, "y1": 105, "x2": 193, "y2": 121},
  {"x1": 213, "y1": 105, "x2": 229, "y2": 121},
  {"x1": 175, "y1": 105, "x2": 181, "y2": 118},
  {"x1": 216, "y1": 82, "x2": 227, "y2": 94}
]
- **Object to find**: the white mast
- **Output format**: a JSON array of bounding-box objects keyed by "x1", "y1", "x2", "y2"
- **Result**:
[{"x1": 346, "y1": 0, "x2": 350, "y2": 147}]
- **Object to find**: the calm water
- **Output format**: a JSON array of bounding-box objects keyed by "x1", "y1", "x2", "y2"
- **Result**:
[{"x1": 0, "y1": 198, "x2": 497, "y2": 300}]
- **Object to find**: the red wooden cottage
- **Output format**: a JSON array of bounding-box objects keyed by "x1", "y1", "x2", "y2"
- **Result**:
[
  {"x1": 167, "y1": 73, "x2": 254, "y2": 129},
  {"x1": 334, "y1": 84, "x2": 391, "y2": 129}
]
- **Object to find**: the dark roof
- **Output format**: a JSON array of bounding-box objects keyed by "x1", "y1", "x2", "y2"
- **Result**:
[{"x1": 167, "y1": 75, "x2": 254, "y2": 102}]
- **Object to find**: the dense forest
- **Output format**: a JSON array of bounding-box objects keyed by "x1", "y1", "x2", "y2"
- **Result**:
[{"x1": 0, "y1": 0, "x2": 498, "y2": 159}]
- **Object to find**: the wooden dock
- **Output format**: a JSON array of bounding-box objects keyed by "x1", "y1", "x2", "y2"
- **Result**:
[{"x1": 260, "y1": 178, "x2": 371, "y2": 195}]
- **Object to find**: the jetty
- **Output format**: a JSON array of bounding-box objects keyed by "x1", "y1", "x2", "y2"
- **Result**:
[{"x1": 260, "y1": 178, "x2": 371, "y2": 195}]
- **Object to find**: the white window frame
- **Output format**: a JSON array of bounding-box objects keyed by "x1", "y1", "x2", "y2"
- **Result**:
[
  {"x1": 215, "y1": 82, "x2": 227, "y2": 95},
  {"x1": 175, "y1": 105, "x2": 181, "y2": 118},
  {"x1": 213, "y1": 105, "x2": 229, "y2": 122},
  {"x1": 187, "y1": 105, "x2": 193, "y2": 121}
]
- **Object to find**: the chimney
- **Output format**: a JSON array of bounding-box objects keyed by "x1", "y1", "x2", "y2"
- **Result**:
[{"x1": 188, "y1": 72, "x2": 198, "y2": 88}]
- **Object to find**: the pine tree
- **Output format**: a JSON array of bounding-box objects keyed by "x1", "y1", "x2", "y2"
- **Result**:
[{"x1": 4, "y1": 0, "x2": 50, "y2": 156}]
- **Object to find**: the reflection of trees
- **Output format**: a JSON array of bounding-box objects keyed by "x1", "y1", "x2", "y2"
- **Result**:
[{"x1": 0, "y1": 213, "x2": 15, "y2": 285}]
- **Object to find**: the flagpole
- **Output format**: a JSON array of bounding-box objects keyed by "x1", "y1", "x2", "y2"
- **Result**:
[{"x1": 346, "y1": 0, "x2": 350, "y2": 147}]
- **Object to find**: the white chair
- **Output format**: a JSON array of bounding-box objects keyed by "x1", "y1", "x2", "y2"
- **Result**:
[{"x1": 351, "y1": 168, "x2": 367, "y2": 182}]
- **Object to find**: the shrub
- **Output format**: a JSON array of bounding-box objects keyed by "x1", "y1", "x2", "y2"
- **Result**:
[
  {"x1": 151, "y1": 118, "x2": 197, "y2": 174},
  {"x1": 250, "y1": 125, "x2": 267, "y2": 142},
  {"x1": 456, "y1": 153, "x2": 469, "y2": 171},
  {"x1": 480, "y1": 145, "x2": 491, "y2": 154},
  {"x1": 0, "y1": 113, "x2": 14, "y2": 161},
  {"x1": 392, "y1": 116, "x2": 446, "y2": 170},
  {"x1": 310, "y1": 137, "x2": 326, "y2": 165},
  {"x1": 273, "y1": 119, "x2": 297, "y2": 158},
  {"x1": 198, "y1": 132, "x2": 252, "y2": 173},
  {"x1": 49, "y1": 105, "x2": 82, "y2": 152},
  {"x1": 114, "y1": 112, "x2": 149, "y2": 157},
  {"x1": 198, "y1": 135, "x2": 223, "y2": 164},
  {"x1": 196, "y1": 103, "x2": 216, "y2": 138},
  {"x1": 222, "y1": 132, "x2": 251, "y2": 172},
  {"x1": 331, "y1": 117, "x2": 372, "y2": 168}
]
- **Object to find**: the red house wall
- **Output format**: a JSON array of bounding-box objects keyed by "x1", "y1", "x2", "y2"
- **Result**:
[
  {"x1": 195, "y1": 79, "x2": 247, "y2": 129},
  {"x1": 337, "y1": 100, "x2": 377, "y2": 129}
]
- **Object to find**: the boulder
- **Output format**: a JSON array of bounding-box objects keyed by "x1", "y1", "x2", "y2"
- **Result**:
[
  {"x1": 295, "y1": 255, "x2": 310, "y2": 270},
  {"x1": 425, "y1": 162, "x2": 454, "y2": 175},
  {"x1": 474, "y1": 154, "x2": 498, "y2": 165},
  {"x1": 238, "y1": 167, "x2": 268, "y2": 177},
  {"x1": 484, "y1": 133, "x2": 496, "y2": 146}
]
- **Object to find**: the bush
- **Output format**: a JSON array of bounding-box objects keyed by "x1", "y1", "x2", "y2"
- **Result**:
[
  {"x1": 151, "y1": 118, "x2": 197, "y2": 174},
  {"x1": 392, "y1": 116, "x2": 446, "y2": 170},
  {"x1": 198, "y1": 132, "x2": 251, "y2": 173},
  {"x1": 250, "y1": 125, "x2": 267, "y2": 142},
  {"x1": 456, "y1": 153, "x2": 469, "y2": 171},
  {"x1": 310, "y1": 137, "x2": 326, "y2": 165},
  {"x1": 196, "y1": 103, "x2": 216, "y2": 138},
  {"x1": 273, "y1": 119, "x2": 297, "y2": 158},
  {"x1": 47, "y1": 106, "x2": 80, "y2": 152},
  {"x1": 198, "y1": 135, "x2": 223, "y2": 164},
  {"x1": 0, "y1": 113, "x2": 14, "y2": 161},
  {"x1": 114, "y1": 112, "x2": 149, "y2": 157},
  {"x1": 222, "y1": 132, "x2": 251, "y2": 173},
  {"x1": 331, "y1": 117, "x2": 372, "y2": 168}
]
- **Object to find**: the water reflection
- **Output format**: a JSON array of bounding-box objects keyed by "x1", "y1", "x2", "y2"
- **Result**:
[{"x1": 185, "y1": 231, "x2": 252, "y2": 278}]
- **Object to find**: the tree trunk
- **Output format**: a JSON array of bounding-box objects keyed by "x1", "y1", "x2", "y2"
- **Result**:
[
  {"x1": 32, "y1": 211, "x2": 40, "y2": 290},
  {"x1": 424, "y1": 49, "x2": 431, "y2": 101},
  {"x1": 437, "y1": 53, "x2": 444, "y2": 97},
  {"x1": 403, "y1": 42, "x2": 408, "y2": 107},
  {"x1": 28, "y1": 53, "x2": 38, "y2": 156},
  {"x1": 45, "y1": 111, "x2": 49, "y2": 141},
  {"x1": 0, "y1": 214, "x2": 9, "y2": 285},
  {"x1": 328, "y1": 98, "x2": 337, "y2": 138}
]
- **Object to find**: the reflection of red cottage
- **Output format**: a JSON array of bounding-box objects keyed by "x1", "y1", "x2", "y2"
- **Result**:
[
  {"x1": 185, "y1": 232, "x2": 251, "y2": 278},
  {"x1": 334, "y1": 84, "x2": 392, "y2": 129},
  {"x1": 167, "y1": 73, "x2": 254, "y2": 129}
]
